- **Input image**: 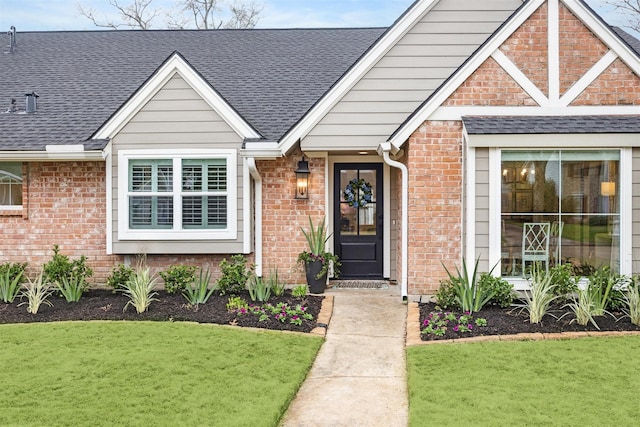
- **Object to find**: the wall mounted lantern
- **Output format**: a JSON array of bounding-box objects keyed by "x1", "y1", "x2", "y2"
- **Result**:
[{"x1": 294, "y1": 157, "x2": 310, "y2": 199}]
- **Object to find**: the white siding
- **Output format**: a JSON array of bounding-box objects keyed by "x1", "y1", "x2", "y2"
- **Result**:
[
  {"x1": 111, "y1": 74, "x2": 245, "y2": 254},
  {"x1": 302, "y1": 0, "x2": 521, "y2": 151}
]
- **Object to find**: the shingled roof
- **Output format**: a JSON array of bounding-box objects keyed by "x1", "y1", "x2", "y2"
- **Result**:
[
  {"x1": 0, "y1": 28, "x2": 385, "y2": 151},
  {"x1": 463, "y1": 115, "x2": 640, "y2": 134}
]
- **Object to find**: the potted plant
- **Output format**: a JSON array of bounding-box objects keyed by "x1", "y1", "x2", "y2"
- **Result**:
[{"x1": 297, "y1": 216, "x2": 340, "y2": 294}]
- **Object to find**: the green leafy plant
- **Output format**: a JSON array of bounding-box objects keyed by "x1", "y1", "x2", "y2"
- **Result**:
[
  {"x1": 182, "y1": 268, "x2": 215, "y2": 306},
  {"x1": 421, "y1": 311, "x2": 488, "y2": 337},
  {"x1": 235, "y1": 302, "x2": 314, "y2": 325},
  {"x1": 18, "y1": 271, "x2": 54, "y2": 314},
  {"x1": 226, "y1": 296, "x2": 248, "y2": 312},
  {"x1": 434, "y1": 277, "x2": 459, "y2": 309},
  {"x1": 268, "y1": 268, "x2": 285, "y2": 297},
  {"x1": 292, "y1": 284, "x2": 308, "y2": 298},
  {"x1": 442, "y1": 257, "x2": 495, "y2": 314},
  {"x1": 587, "y1": 267, "x2": 619, "y2": 316},
  {"x1": 549, "y1": 263, "x2": 578, "y2": 303},
  {"x1": 106, "y1": 264, "x2": 134, "y2": 292},
  {"x1": 247, "y1": 274, "x2": 272, "y2": 303},
  {"x1": 120, "y1": 264, "x2": 159, "y2": 314},
  {"x1": 56, "y1": 275, "x2": 88, "y2": 303},
  {"x1": 563, "y1": 287, "x2": 600, "y2": 329},
  {"x1": 159, "y1": 265, "x2": 197, "y2": 294},
  {"x1": 297, "y1": 216, "x2": 341, "y2": 280},
  {"x1": 622, "y1": 278, "x2": 640, "y2": 326},
  {"x1": 516, "y1": 263, "x2": 558, "y2": 324},
  {"x1": 217, "y1": 255, "x2": 255, "y2": 295},
  {"x1": 479, "y1": 273, "x2": 514, "y2": 308},
  {"x1": 43, "y1": 245, "x2": 93, "y2": 285},
  {"x1": 0, "y1": 263, "x2": 26, "y2": 303}
]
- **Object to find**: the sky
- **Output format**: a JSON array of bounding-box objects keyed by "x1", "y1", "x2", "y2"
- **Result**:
[{"x1": 0, "y1": 0, "x2": 631, "y2": 33}]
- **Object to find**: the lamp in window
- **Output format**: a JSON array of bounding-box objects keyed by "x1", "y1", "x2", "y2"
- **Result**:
[
  {"x1": 294, "y1": 158, "x2": 310, "y2": 199},
  {"x1": 601, "y1": 181, "x2": 616, "y2": 197}
]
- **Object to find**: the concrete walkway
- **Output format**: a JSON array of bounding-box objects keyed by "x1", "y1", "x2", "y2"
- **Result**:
[{"x1": 281, "y1": 287, "x2": 408, "y2": 427}]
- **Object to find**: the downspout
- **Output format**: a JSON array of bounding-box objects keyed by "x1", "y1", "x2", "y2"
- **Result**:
[
  {"x1": 378, "y1": 143, "x2": 408, "y2": 301},
  {"x1": 247, "y1": 158, "x2": 263, "y2": 277}
]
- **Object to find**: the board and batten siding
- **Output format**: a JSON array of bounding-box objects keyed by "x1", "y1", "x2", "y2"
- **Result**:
[
  {"x1": 633, "y1": 148, "x2": 640, "y2": 273},
  {"x1": 111, "y1": 73, "x2": 246, "y2": 254},
  {"x1": 301, "y1": 0, "x2": 522, "y2": 151},
  {"x1": 474, "y1": 148, "x2": 491, "y2": 270}
]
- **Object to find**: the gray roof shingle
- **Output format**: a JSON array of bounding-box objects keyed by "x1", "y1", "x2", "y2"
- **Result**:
[
  {"x1": 0, "y1": 28, "x2": 385, "y2": 151},
  {"x1": 463, "y1": 115, "x2": 640, "y2": 134}
]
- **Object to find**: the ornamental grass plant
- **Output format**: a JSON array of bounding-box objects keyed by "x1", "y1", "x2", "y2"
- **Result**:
[
  {"x1": 0, "y1": 264, "x2": 24, "y2": 303},
  {"x1": 441, "y1": 257, "x2": 495, "y2": 314},
  {"x1": 18, "y1": 271, "x2": 54, "y2": 314},
  {"x1": 516, "y1": 262, "x2": 558, "y2": 324},
  {"x1": 623, "y1": 278, "x2": 640, "y2": 326},
  {"x1": 182, "y1": 268, "x2": 215, "y2": 306},
  {"x1": 121, "y1": 265, "x2": 159, "y2": 314}
]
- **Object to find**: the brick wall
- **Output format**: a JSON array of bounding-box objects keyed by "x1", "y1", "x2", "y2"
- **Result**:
[
  {"x1": 559, "y1": 3, "x2": 609, "y2": 95},
  {"x1": 258, "y1": 156, "x2": 327, "y2": 285},
  {"x1": 443, "y1": 57, "x2": 537, "y2": 107},
  {"x1": 500, "y1": 2, "x2": 549, "y2": 95},
  {"x1": 0, "y1": 161, "x2": 118, "y2": 284},
  {"x1": 405, "y1": 122, "x2": 463, "y2": 294}
]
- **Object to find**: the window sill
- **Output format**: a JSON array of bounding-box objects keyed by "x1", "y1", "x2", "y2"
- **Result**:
[{"x1": 0, "y1": 207, "x2": 23, "y2": 217}]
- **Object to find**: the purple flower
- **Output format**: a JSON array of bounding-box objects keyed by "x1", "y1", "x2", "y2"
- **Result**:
[
  {"x1": 468, "y1": 324, "x2": 473, "y2": 330},
  {"x1": 453, "y1": 325, "x2": 459, "y2": 332}
]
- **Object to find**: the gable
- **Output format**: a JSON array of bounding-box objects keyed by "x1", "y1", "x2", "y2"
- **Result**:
[
  {"x1": 115, "y1": 74, "x2": 243, "y2": 146},
  {"x1": 283, "y1": 0, "x2": 523, "y2": 153},
  {"x1": 390, "y1": 0, "x2": 640, "y2": 147}
]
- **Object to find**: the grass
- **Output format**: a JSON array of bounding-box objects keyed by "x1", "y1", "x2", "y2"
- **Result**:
[
  {"x1": 0, "y1": 322, "x2": 322, "y2": 427},
  {"x1": 408, "y1": 336, "x2": 640, "y2": 426}
]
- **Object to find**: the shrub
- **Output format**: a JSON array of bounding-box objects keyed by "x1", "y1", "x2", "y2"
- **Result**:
[
  {"x1": 217, "y1": 255, "x2": 254, "y2": 295},
  {"x1": 182, "y1": 268, "x2": 216, "y2": 306},
  {"x1": 0, "y1": 262, "x2": 27, "y2": 303},
  {"x1": 18, "y1": 271, "x2": 54, "y2": 314},
  {"x1": 56, "y1": 275, "x2": 88, "y2": 303},
  {"x1": 121, "y1": 264, "x2": 159, "y2": 314},
  {"x1": 106, "y1": 264, "x2": 134, "y2": 292},
  {"x1": 159, "y1": 265, "x2": 197, "y2": 294},
  {"x1": 549, "y1": 263, "x2": 578, "y2": 302},
  {"x1": 442, "y1": 257, "x2": 494, "y2": 314},
  {"x1": 479, "y1": 273, "x2": 514, "y2": 308},
  {"x1": 434, "y1": 278, "x2": 459, "y2": 309},
  {"x1": 292, "y1": 285, "x2": 308, "y2": 298},
  {"x1": 42, "y1": 245, "x2": 93, "y2": 285},
  {"x1": 517, "y1": 263, "x2": 558, "y2": 324}
]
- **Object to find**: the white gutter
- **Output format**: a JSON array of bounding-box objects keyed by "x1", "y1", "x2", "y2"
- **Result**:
[
  {"x1": 378, "y1": 143, "x2": 408, "y2": 301},
  {"x1": 247, "y1": 158, "x2": 263, "y2": 277},
  {"x1": 0, "y1": 150, "x2": 105, "y2": 161}
]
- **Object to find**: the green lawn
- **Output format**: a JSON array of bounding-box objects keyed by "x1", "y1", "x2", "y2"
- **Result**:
[
  {"x1": 408, "y1": 336, "x2": 640, "y2": 426},
  {"x1": 0, "y1": 322, "x2": 322, "y2": 427}
]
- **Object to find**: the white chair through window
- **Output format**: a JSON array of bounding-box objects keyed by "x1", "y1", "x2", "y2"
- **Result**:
[{"x1": 522, "y1": 222, "x2": 550, "y2": 273}]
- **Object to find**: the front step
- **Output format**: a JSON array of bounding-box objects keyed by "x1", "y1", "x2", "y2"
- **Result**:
[{"x1": 328, "y1": 280, "x2": 394, "y2": 289}]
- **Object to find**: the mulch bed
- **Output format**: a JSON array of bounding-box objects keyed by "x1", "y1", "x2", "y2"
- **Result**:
[
  {"x1": 0, "y1": 289, "x2": 323, "y2": 333},
  {"x1": 419, "y1": 302, "x2": 640, "y2": 341}
]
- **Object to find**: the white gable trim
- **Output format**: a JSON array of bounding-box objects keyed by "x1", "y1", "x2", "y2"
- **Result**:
[
  {"x1": 94, "y1": 53, "x2": 260, "y2": 140},
  {"x1": 559, "y1": 50, "x2": 618, "y2": 106},
  {"x1": 491, "y1": 50, "x2": 548, "y2": 106},
  {"x1": 389, "y1": 0, "x2": 640, "y2": 148},
  {"x1": 276, "y1": 0, "x2": 441, "y2": 154},
  {"x1": 548, "y1": 0, "x2": 560, "y2": 104}
]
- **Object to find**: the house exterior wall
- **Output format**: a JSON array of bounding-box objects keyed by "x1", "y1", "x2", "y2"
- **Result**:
[
  {"x1": 257, "y1": 156, "x2": 327, "y2": 285},
  {"x1": 110, "y1": 73, "x2": 246, "y2": 254},
  {"x1": 403, "y1": 1, "x2": 640, "y2": 294},
  {"x1": 0, "y1": 161, "x2": 119, "y2": 284},
  {"x1": 404, "y1": 121, "x2": 463, "y2": 294},
  {"x1": 301, "y1": 0, "x2": 522, "y2": 151}
]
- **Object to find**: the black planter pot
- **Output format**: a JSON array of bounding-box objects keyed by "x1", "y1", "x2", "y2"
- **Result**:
[{"x1": 305, "y1": 260, "x2": 327, "y2": 294}]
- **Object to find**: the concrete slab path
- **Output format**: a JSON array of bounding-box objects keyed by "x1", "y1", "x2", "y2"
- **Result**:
[{"x1": 281, "y1": 287, "x2": 408, "y2": 427}]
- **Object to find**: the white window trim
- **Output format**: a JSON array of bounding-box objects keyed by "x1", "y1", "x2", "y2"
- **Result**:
[
  {"x1": 118, "y1": 149, "x2": 237, "y2": 241},
  {"x1": 0, "y1": 168, "x2": 23, "y2": 211},
  {"x1": 487, "y1": 147, "x2": 631, "y2": 291}
]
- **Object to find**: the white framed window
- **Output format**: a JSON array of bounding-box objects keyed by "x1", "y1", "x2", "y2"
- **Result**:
[
  {"x1": 487, "y1": 147, "x2": 632, "y2": 286},
  {"x1": 0, "y1": 162, "x2": 23, "y2": 210},
  {"x1": 118, "y1": 149, "x2": 237, "y2": 240}
]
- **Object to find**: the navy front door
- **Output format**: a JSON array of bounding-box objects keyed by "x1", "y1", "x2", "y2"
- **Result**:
[{"x1": 334, "y1": 163, "x2": 383, "y2": 278}]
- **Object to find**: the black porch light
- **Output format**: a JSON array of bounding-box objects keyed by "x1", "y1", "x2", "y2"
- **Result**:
[{"x1": 294, "y1": 157, "x2": 310, "y2": 199}]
